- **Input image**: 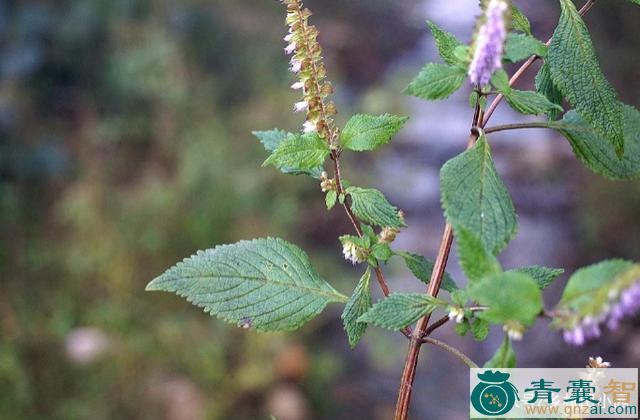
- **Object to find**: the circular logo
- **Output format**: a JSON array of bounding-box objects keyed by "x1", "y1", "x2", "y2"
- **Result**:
[{"x1": 471, "y1": 370, "x2": 519, "y2": 416}]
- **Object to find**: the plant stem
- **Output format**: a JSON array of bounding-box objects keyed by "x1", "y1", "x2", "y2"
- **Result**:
[
  {"x1": 484, "y1": 122, "x2": 556, "y2": 134},
  {"x1": 422, "y1": 337, "x2": 479, "y2": 369},
  {"x1": 394, "y1": 2, "x2": 598, "y2": 417},
  {"x1": 330, "y1": 150, "x2": 412, "y2": 339}
]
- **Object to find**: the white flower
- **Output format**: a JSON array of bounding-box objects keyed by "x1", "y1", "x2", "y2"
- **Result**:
[
  {"x1": 587, "y1": 356, "x2": 611, "y2": 368},
  {"x1": 284, "y1": 42, "x2": 297, "y2": 55},
  {"x1": 448, "y1": 307, "x2": 465, "y2": 324},
  {"x1": 289, "y1": 59, "x2": 302, "y2": 73},
  {"x1": 503, "y1": 321, "x2": 525, "y2": 341},
  {"x1": 302, "y1": 120, "x2": 316, "y2": 133},
  {"x1": 284, "y1": 33, "x2": 294, "y2": 43},
  {"x1": 293, "y1": 101, "x2": 308, "y2": 113},
  {"x1": 342, "y1": 241, "x2": 362, "y2": 264},
  {"x1": 291, "y1": 81, "x2": 304, "y2": 90}
]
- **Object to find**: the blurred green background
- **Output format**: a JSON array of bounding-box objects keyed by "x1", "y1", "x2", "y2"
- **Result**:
[{"x1": 1, "y1": 1, "x2": 638, "y2": 419}]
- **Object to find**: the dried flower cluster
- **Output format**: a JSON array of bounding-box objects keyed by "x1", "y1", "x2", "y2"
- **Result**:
[
  {"x1": 282, "y1": 0, "x2": 337, "y2": 144},
  {"x1": 562, "y1": 278, "x2": 640, "y2": 346},
  {"x1": 468, "y1": 0, "x2": 509, "y2": 86}
]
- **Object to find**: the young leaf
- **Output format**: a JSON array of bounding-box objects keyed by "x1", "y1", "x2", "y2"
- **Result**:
[
  {"x1": 254, "y1": 129, "x2": 324, "y2": 177},
  {"x1": 558, "y1": 106, "x2": 640, "y2": 180},
  {"x1": 455, "y1": 320, "x2": 471, "y2": 337},
  {"x1": 427, "y1": 20, "x2": 463, "y2": 66},
  {"x1": 483, "y1": 335, "x2": 517, "y2": 368},
  {"x1": 397, "y1": 252, "x2": 458, "y2": 292},
  {"x1": 347, "y1": 187, "x2": 405, "y2": 228},
  {"x1": 509, "y1": 266, "x2": 564, "y2": 290},
  {"x1": 371, "y1": 243, "x2": 392, "y2": 263},
  {"x1": 263, "y1": 132, "x2": 329, "y2": 171},
  {"x1": 325, "y1": 190, "x2": 337, "y2": 210},
  {"x1": 440, "y1": 136, "x2": 517, "y2": 254},
  {"x1": 341, "y1": 114, "x2": 409, "y2": 152},
  {"x1": 471, "y1": 318, "x2": 490, "y2": 341},
  {"x1": 146, "y1": 238, "x2": 347, "y2": 332},
  {"x1": 504, "y1": 33, "x2": 547, "y2": 63},
  {"x1": 456, "y1": 228, "x2": 502, "y2": 283},
  {"x1": 503, "y1": 89, "x2": 564, "y2": 116},
  {"x1": 548, "y1": 0, "x2": 624, "y2": 156},
  {"x1": 404, "y1": 63, "x2": 467, "y2": 101},
  {"x1": 468, "y1": 272, "x2": 542, "y2": 326},
  {"x1": 490, "y1": 69, "x2": 510, "y2": 92},
  {"x1": 534, "y1": 63, "x2": 563, "y2": 120},
  {"x1": 341, "y1": 268, "x2": 372, "y2": 348},
  {"x1": 357, "y1": 293, "x2": 446, "y2": 330},
  {"x1": 511, "y1": 4, "x2": 532, "y2": 35}
]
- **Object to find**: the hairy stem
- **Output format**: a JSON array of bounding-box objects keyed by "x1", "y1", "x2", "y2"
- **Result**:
[
  {"x1": 422, "y1": 337, "x2": 479, "y2": 369},
  {"x1": 484, "y1": 122, "x2": 557, "y2": 134},
  {"x1": 394, "y1": 2, "x2": 598, "y2": 418}
]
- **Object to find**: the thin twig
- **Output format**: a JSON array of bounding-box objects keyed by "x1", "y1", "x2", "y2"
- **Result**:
[
  {"x1": 421, "y1": 337, "x2": 479, "y2": 368},
  {"x1": 422, "y1": 315, "x2": 450, "y2": 337},
  {"x1": 484, "y1": 122, "x2": 557, "y2": 134}
]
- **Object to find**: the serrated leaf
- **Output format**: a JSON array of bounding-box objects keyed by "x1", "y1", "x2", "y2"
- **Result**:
[
  {"x1": 558, "y1": 106, "x2": 640, "y2": 180},
  {"x1": 503, "y1": 89, "x2": 564, "y2": 116},
  {"x1": 484, "y1": 335, "x2": 517, "y2": 368},
  {"x1": 440, "y1": 136, "x2": 517, "y2": 254},
  {"x1": 455, "y1": 320, "x2": 471, "y2": 336},
  {"x1": 510, "y1": 266, "x2": 564, "y2": 290},
  {"x1": 263, "y1": 132, "x2": 329, "y2": 171},
  {"x1": 511, "y1": 4, "x2": 532, "y2": 35},
  {"x1": 397, "y1": 252, "x2": 458, "y2": 292},
  {"x1": 535, "y1": 63, "x2": 563, "y2": 120},
  {"x1": 548, "y1": 0, "x2": 624, "y2": 156},
  {"x1": 255, "y1": 129, "x2": 324, "y2": 177},
  {"x1": 404, "y1": 63, "x2": 467, "y2": 101},
  {"x1": 468, "y1": 272, "x2": 542, "y2": 326},
  {"x1": 490, "y1": 69, "x2": 510, "y2": 92},
  {"x1": 357, "y1": 293, "x2": 446, "y2": 330},
  {"x1": 347, "y1": 187, "x2": 405, "y2": 228},
  {"x1": 427, "y1": 20, "x2": 463, "y2": 65},
  {"x1": 341, "y1": 268, "x2": 372, "y2": 348},
  {"x1": 558, "y1": 259, "x2": 636, "y2": 310},
  {"x1": 456, "y1": 228, "x2": 502, "y2": 283},
  {"x1": 325, "y1": 190, "x2": 337, "y2": 210},
  {"x1": 471, "y1": 318, "x2": 490, "y2": 341},
  {"x1": 146, "y1": 238, "x2": 347, "y2": 332},
  {"x1": 371, "y1": 243, "x2": 392, "y2": 263},
  {"x1": 341, "y1": 114, "x2": 409, "y2": 152},
  {"x1": 504, "y1": 33, "x2": 547, "y2": 63}
]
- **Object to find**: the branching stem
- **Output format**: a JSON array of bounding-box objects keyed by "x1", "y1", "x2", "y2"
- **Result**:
[{"x1": 421, "y1": 337, "x2": 479, "y2": 369}]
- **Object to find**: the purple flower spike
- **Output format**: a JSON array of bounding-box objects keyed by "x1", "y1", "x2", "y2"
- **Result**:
[{"x1": 468, "y1": 0, "x2": 509, "y2": 86}]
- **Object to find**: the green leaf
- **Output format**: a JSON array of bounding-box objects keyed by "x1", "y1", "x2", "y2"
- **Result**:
[
  {"x1": 548, "y1": 0, "x2": 624, "y2": 156},
  {"x1": 341, "y1": 114, "x2": 409, "y2": 152},
  {"x1": 427, "y1": 20, "x2": 463, "y2": 66},
  {"x1": 347, "y1": 187, "x2": 405, "y2": 228},
  {"x1": 253, "y1": 129, "x2": 290, "y2": 152},
  {"x1": 397, "y1": 252, "x2": 458, "y2": 292},
  {"x1": 325, "y1": 190, "x2": 337, "y2": 210},
  {"x1": 558, "y1": 106, "x2": 640, "y2": 180},
  {"x1": 357, "y1": 293, "x2": 446, "y2": 331},
  {"x1": 440, "y1": 136, "x2": 517, "y2": 254},
  {"x1": 146, "y1": 238, "x2": 347, "y2": 332},
  {"x1": 490, "y1": 69, "x2": 510, "y2": 92},
  {"x1": 404, "y1": 63, "x2": 467, "y2": 101},
  {"x1": 341, "y1": 268, "x2": 372, "y2": 348},
  {"x1": 455, "y1": 320, "x2": 471, "y2": 336},
  {"x1": 456, "y1": 228, "x2": 502, "y2": 283},
  {"x1": 263, "y1": 132, "x2": 329, "y2": 172},
  {"x1": 510, "y1": 266, "x2": 564, "y2": 290},
  {"x1": 468, "y1": 272, "x2": 543, "y2": 326},
  {"x1": 511, "y1": 4, "x2": 532, "y2": 35},
  {"x1": 534, "y1": 63, "x2": 563, "y2": 120},
  {"x1": 483, "y1": 335, "x2": 517, "y2": 368},
  {"x1": 471, "y1": 318, "x2": 490, "y2": 341},
  {"x1": 503, "y1": 89, "x2": 564, "y2": 116},
  {"x1": 371, "y1": 243, "x2": 392, "y2": 263},
  {"x1": 627, "y1": 0, "x2": 640, "y2": 5},
  {"x1": 504, "y1": 33, "x2": 547, "y2": 63},
  {"x1": 558, "y1": 259, "x2": 636, "y2": 310}
]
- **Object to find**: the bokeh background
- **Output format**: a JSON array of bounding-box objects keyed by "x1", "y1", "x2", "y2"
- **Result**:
[{"x1": 1, "y1": 0, "x2": 639, "y2": 419}]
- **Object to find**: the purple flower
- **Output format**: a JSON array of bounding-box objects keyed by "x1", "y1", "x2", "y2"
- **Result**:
[
  {"x1": 468, "y1": 0, "x2": 508, "y2": 86},
  {"x1": 563, "y1": 280, "x2": 640, "y2": 346}
]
